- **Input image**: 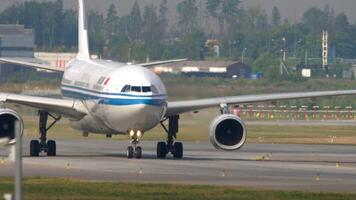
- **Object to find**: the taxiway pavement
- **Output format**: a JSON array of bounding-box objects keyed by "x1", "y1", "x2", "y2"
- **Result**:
[{"x1": 1, "y1": 140, "x2": 356, "y2": 192}]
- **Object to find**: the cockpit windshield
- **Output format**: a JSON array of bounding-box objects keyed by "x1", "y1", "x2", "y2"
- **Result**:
[
  {"x1": 131, "y1": 86, "x2": 142, "y2": 93},
  {"x1": 121, "y1": 85, "x2": 158, "y2": 94},
  {"x1": 121, "y1": 85, "x2": 131, "y2": 92},
  {"x1": 142, "y1": 86, "x2": 151, "y2": 93}
]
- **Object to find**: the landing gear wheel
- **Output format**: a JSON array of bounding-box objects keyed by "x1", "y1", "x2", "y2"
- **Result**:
[
  {"x1": 157, "y1": 142, "x2": 167, "y2": 158},
  {"x1": 127, "y1": 146, "x2": 134, "y2": 159},
  {"x1": 159, "y1": 115, "x2": 184, "y2": 159},
  {"x1": 30, "y1": 140, "x2": 40, "y2": 157},
  {"x1": 30, "y1": 111, "x2": 61, "y2": 157},
  {"x1": 173, "y1": 142, "x2": 183, "y2": 159},
  {"x1": 47, "y1": 140, "x2": 56, "y2": 156},
  {"x1": 135, "y1": 147, "x2": 142, "y2": 159}
]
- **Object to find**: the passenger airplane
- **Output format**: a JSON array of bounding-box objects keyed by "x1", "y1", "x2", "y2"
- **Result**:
[{"x1": 0, "y1": 0, "x2": 355, "y2": 159}]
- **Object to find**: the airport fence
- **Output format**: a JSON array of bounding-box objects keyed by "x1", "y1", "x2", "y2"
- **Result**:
[{"x1": 231, "y1": 105, "x2": 356, "y2": 121}]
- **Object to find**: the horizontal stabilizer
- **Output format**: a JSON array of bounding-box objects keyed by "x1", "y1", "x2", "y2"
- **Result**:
[
  {"x1": 0, "y1": 57, "x2": 64, "y2": 72},
  {"x1": 139, "y1": 59, "x2": 187, "y2": 67}
]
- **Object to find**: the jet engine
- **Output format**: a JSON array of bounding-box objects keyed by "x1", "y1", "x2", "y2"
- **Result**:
[
  {"x1": 209, "y1": 114, "x2": 247, "y2": 151},
  {"x1": 0, "y1": 109, "x2": 23, "y2": 145}
]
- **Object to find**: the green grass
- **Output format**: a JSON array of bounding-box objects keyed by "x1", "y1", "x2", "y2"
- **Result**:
[{"x1": 0, "y1": 177, "x2": 355, "y2": 200}]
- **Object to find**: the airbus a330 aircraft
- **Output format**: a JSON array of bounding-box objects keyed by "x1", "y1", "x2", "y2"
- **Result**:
[{"x1": 0, "y1": 0, "x2": 355, "y2": 159}]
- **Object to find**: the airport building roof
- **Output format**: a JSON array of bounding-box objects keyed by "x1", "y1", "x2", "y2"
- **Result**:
[
  {"x1": 155, "y1": 61, "x2": 237, "y2": 69},
  {"x1": 151, "y1": 60, "x2": 252, "y2": 78},
  {"x1": 0, "y1": 24, "x2": 34, "y2": 58},
  {"x1": 0, "y1": 24, "x2": 33, "y2": 36}
]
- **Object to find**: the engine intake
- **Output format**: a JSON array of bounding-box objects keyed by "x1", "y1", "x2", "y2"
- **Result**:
[
  {"x1": 209, "y1": 114, "x2": 247, "y2": 151},
  {"x1": 0, "y1": 109, "x2": 23, "y2": 145}
]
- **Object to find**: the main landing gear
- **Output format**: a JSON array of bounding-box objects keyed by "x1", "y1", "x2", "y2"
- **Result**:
[
  {"x1": 30, "y1": 111, "x2": 61, "y2": 157},
  {"x1": 127, "y1": 130, "x2": 143, "y2": 159},
  {"x1": 157, "y1": 115, "x2": 183, "y2": 159}
]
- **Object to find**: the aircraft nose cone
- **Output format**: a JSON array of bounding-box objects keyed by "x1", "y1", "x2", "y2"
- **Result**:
[
  {"x1": 120, "y1": 104, "x2": 165, "y2": 132},
  {"x1": 106, "y1": 103, "x2": 166, "y2": 133}
]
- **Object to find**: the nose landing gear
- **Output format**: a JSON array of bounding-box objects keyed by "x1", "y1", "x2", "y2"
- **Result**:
[{"x1": 127, "y1": 130, "x2": 143, "y2": 159}]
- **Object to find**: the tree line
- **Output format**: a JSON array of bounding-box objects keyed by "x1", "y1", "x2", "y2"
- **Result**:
[{"x1": 1, "y1": 0, "x2": 356, "y2": 66}]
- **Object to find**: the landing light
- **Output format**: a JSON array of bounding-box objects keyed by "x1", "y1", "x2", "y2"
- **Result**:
[
  {"x1": 137, "y1": 130, "x2": 142, "y2": 138},
  {"x1": 129, "y1": 130, "x2": 135, "y2": 137}
]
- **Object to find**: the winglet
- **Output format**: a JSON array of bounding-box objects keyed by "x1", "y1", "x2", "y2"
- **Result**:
[{"x1": 77, "y1": 0, "x2": 90, "y2": 60}]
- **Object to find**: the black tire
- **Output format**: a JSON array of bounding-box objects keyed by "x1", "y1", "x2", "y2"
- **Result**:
[
  {"x1": 30, "y1": 140, "x2": 40, "y2": 157},
  {"x1": 127, "y1": 146, "x2": 134, "y2": 159},
  {"x1": 47, "y1": 140, "x2": 56, "y2": 156},
  {"x1": 157, "y1": 142, "x2": 167, "y2": 158},
  {"x1": 173, "y1": 142, "x2": 183, "y2": 159},
  {"x1": 135, "y1": 147, "x2": 142, "y2": 159}
]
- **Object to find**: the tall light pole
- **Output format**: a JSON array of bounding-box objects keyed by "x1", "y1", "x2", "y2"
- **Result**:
[
  {"x1": 294, "y1": 39, "x2": 302, "y2": 57},
  {"x1": 241, "y1": 48, "x2": 247, "y2": 64},
  {"x1": 282, "y1": 37, "x2": 286, "y2": 61},
  {"x1": 0, "y1": 119, "x2": 23, "y2": 200},
  {"x1": 280, "y1": 37, "x2": 289, "y2": 75},
  {"x1": 15, "y1": 120, "x2": 23, "y2": 200},
  {"x1": 322, "y1": 31, "x2": 328, "y2": 68}
]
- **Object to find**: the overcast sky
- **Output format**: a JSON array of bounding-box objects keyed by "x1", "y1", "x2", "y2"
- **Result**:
[{"x1": 2, "y1": 0, "x2": 356, "y2": 23}]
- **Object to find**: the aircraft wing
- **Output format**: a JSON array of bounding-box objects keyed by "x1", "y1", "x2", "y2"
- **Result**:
[
  {"x1": 166, "y1": 90, "x2": 356, "y2": 116},
  {"x1": 0, "y1": 57, "x2": 64, "y2": 72},
  {"x1": 139, "y1": 59, "x2": 187, "y2": 67},
  {"x1": 21, "y1": 89, "x2": 62, "y2": 98},
  {"x1": 0, "y1": 93, "x2": 87, "y2": 119}
]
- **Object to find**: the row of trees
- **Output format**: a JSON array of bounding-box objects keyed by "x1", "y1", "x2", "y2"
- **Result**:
[{"x1": 1, "y1": 0, "x2": 356, "y2": 65}]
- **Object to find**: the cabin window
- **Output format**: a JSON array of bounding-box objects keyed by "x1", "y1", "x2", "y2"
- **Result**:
[
  {"x1": 74, "y1": 81, "x2": 89, "y2": 88},
  {"x1": 62, "y1": 78, "x2": 72, "y2": 84}
]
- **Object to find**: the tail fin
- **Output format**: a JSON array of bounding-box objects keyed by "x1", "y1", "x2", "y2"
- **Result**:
[{"x1": 77, "y1": 0, "x2": 90, "y2": 60}]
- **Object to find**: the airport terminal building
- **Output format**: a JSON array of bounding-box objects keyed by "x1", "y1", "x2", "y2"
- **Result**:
[
  {"x1": 0, "y1": 25, "x2": 65, "y2": 82},
  {"x1": 0, "y1": 24, "x2": 34, "y2": 58},
  {"x1": 151, "y1": 61, "x2": 253, "y2": 79},
  {"x1": 0, "y1": 24, "x2": 35, "y2": 80}
]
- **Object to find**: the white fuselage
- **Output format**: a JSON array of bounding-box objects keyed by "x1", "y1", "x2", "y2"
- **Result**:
[{"x1": 61, "y1": 59, "x2": 168, "y2": 135}]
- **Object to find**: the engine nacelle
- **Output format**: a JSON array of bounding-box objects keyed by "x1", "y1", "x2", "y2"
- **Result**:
[
  {"x1": 209, "y1": 114, "x2": 247, "y2": 151},
  {"x1": 0, "y1": 109, "x2": 23, "y2": 146}
]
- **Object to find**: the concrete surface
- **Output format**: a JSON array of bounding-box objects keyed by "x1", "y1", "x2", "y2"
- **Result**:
[{"x1": 1, "y1": 140, "x2": 356, "y2": 192}]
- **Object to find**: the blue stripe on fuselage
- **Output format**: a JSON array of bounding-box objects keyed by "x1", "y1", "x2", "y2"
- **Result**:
[
  {"x1": 102, "y1": 98, "x2": 166, "y2": 106},
  {"x1": 61, "y1": 89, "x2": 167, "y2": 106}
]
